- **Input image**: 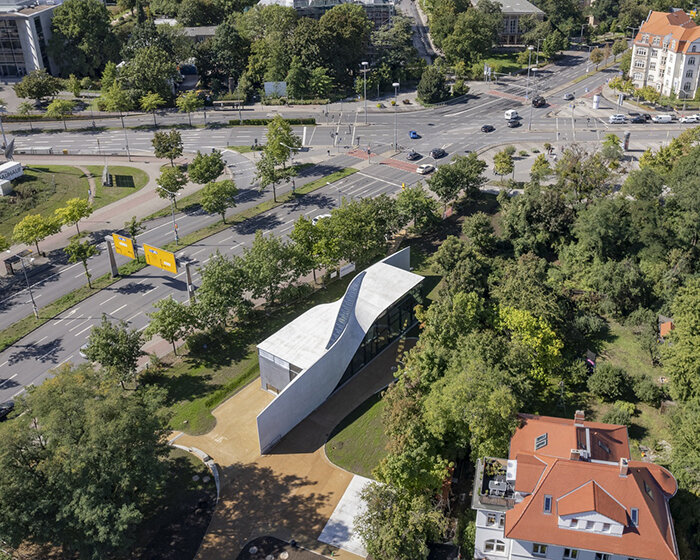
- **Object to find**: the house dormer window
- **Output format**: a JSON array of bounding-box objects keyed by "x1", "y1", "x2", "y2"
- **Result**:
[
  {"x1": 631, "y1": 508, "x2": 639, "y2": 526},
  {"x1": 535, "y1": 433, "x2": 548, "y2": 450},
  {"x1": 644, "y1": 481, "x2": 654, "y2": 500},
  {"x1": 564, "y1": 549, "x2": 579, "y2": 559},
  {"x1": 693, "y1": 45, "x2": 697, "y2": 53},
  {"x1": 533, "y1": 543, "x2": 548, "y2": 557},
  {"x1": 652, "y1": 36, "x2": 660, "y2": 46},
  {"x1": 642, "y1": 34, "x2": 649, "y2": 43},
  {"x1": 570, "y1": 518, "x2": 579, "y2": 528},
  {"x1": 602, "y1": 522, "x2": 611, "y2": 532},
  {"x1": 544, "y1": 495, "x2": 552, "y2": 513},
  {"x1": 586, "y1": 520, "x2": 594, "y2": 529},
  {"x1": 595, "y1": 554, "x2": 610, "y2": 560}
]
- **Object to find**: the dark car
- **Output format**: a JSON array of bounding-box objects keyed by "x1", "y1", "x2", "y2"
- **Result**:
[
  {"x1": 481, "y1": 124, "x2": 495, "y2": 132},
  {"x1": 0, "y1": 401, "x2": 14, "y2": 422},
  {"x1": 507, "y1": 119, "x2": 521, "y2": 128},
  {"x1": 430, "y1": 148, "x2": 447, "y2": 159},
  {"x1": 407, "y1": 150, "x2": 421, "y2": 161},
  {"x1": 532, "y1": 95, "x2": 546, "y2": 107},
  {"x1": 629, "y1": 115, "x2": 646, "y2": 123}
]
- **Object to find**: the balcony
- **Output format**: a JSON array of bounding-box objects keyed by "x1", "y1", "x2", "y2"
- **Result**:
[{"x1": 472, "y1": 458, "x2": 517, "y2": 512}]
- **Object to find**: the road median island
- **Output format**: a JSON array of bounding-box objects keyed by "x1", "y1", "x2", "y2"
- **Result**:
[{"x1": 0, "y1": 167, "x2": 359, "y2": 353}]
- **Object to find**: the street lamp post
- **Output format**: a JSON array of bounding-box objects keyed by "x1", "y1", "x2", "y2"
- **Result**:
[
  {"x1": 528, "y1": 68, "x2": 537, "y2": 131},
  {"x1": 536, "y1": 38, "x2": 541, "y2": 66},
  {"x1": 155, "y1": 185, "x2": 179, "y2": 245},
  {"x1": 525, "y1": 46, "x2": 535, "y2": 100},
  {"x1": 392, "y1": 81, "x2": 400, "y2": 151},
  {"x1": 361, "y1": 61, "x2": 369, "y2": 125},
  {"x1": 6, "y1": 251, "x2": 39, "y2": 318}
]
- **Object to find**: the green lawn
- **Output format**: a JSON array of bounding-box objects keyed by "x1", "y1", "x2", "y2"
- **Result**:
[
  {"x1": 592, "y1": 320, "x2": 671, "y2": 460},
  {"x1": 325, "y1": 392, "x2": 389, "y2": 477},
  {"x1": 86, "y1": 165, "x2": 149, "y2": 208},
  {"x1": 482, "y1": 53, "x2": 529, "y2": 75},
  {"x1": 0, "y1": 165, "x2": 89, "y2": 239}
]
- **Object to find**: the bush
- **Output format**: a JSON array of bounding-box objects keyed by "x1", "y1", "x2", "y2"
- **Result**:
[
  {"x1": 602, "y1": 401, "x2": 635, "y2": 425},
  {"x1": 633, "y1": 375, "x2": 663, "y2": 406},
  {"x1": 574, "y1": 313, "x2": 608, "y2": 339},
  {"x1": 519, "y1": 150, "x2": 529, "y2": 157},
  {"x1": 588, "y1": 362, "x2": 630, "y2": 402},
  {"x1": 504, "y1": 145, "x2": 516, "y2": 157}
]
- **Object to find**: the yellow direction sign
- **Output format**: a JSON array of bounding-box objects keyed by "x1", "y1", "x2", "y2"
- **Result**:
[
  {"x1": 143, "y1": 243, "x2": 177, "y2": 274},
  {"x1": 112, "y1": 233, "x2": 135, "y2": 259}
]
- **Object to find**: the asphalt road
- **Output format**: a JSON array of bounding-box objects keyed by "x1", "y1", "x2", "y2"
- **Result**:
[{"x1": 0, "y1": 53, "x2": 693, "y2": 402}]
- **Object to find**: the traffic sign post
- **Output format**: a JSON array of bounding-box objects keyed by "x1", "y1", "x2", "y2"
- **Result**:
[
  {"x1": 143, "y1": 243, "x2": 177, "y2": 274},
  {"x1": 106, "y1": 240, "x2": 119, "y2": 278},
  {"x1": 112, "y1": 233, "x2": 136, "y2": 260}
]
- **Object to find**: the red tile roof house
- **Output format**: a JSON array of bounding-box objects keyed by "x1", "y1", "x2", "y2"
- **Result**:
[{"x1": 471, "y1": 411, "x2": 679, "y2": 560}]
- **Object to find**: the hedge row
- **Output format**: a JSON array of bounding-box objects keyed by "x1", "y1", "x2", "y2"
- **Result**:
[
  {"x1": 262, "y1": 98, "x2": 331, "y2": 106},
  {"x1": 4, "y1": 113, "x2": 121, "y2": 122},
  {"x1": 228, "y1": 118, "x2": 316, "y2": 126}
]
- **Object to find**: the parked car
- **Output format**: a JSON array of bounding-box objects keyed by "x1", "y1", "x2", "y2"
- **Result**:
[
  {"x1": 507, "y1": 119, "x2": 521, "y2": 128},
  {"x1": 407, "y1": 150, "x2": 421, "y2": 161},
  {"x1": 642, "y1": 113, "x2": 653, "y2": 121},
  {"x1": 312, "y1": 214, "x2": 332, "y2": 225},
  {"x1": 532, "y1": 95, "x2": 546, "y2": 107},
  {"x1": 409, "y1": 130, "x2": 421, "y2": 139},
  {"x1": 679, "y1": 115, "x2": 699, "y2": 123},
  {"x1": 0, "y1": 401, "x2": 14, "y2": 422},
  {"x1": 79, "y1": 343, "x2": 89, "y2": 359},
  {"x1": 416, "y1": 163, "x2": 435, "y2": 174},
  {"x1": 504, "y1": 109, "x2": 519, "y2": 120},
  {"x1": 629, "y1": 115, "x2": 646, "y2": 123},
  {"x1": 563, "y1": 92, "x2": 575, "y2": 100},
  {"x1": 609, "y1": 114, "x2": 627, "y2": 124},
  {"x1": 652, "y1": 114, "x2": 674, "y2": 123},
  {"x1": 430, "y1": 148, "x2": 447, "y2": 159},
  {"x1": 481, "y1": 124, "x2": 495, "y2": 132},
  {"x1": 628, "y1": 112, "x2": 641, "y2": 118}
]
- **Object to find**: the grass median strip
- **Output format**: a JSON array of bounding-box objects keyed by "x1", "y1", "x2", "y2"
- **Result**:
[{"x1": 0, "y1": 167, "x2": 357, "y2": 354}]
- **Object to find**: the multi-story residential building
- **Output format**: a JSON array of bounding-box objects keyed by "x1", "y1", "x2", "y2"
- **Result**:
[
  {"x1": 470, "y1": 0, "x2": 544, "y2": 45},
  {"x1": 0, "y1": 0, "x2": 61, "y2": 77},
  {"x1": 629, "y1": 9, "x2": 700, "y2": 98},
  {"x1": 257, "y1": 0, "x2": 394, "y2": 28},
  {"x1": 472, "y1": 411, "x2": 679, "y2": 560}
]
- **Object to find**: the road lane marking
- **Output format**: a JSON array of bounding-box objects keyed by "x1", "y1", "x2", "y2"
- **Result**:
[
  {"x1": 100, "y1": 295, "x2": 118, "y2": 306},
  {"x1": 112, "y1": 304, "x2": 128, "y2": 315},
  {"x1": 13, "y1": 388, "x2": 25, "y2": 398},
  {"x1": 74, "y1": 325, "x2": 94, "y2": 337},
  {"x1": 57, "y1": 355, "x2": 74, "y2": 367},
  {"x1": 68, "y1": 319, "x2": 90, "y2": 332},
  {"x1": 126, "y1": 312, "x2": 141, "y2": 322},
  {"x1": 0, "y1": 361, "x2": 7, "y2": 368},
  {"x1": 0, "y1": 373, "x2": 17, "y2": 389},
  {"x1": 143, "y1": 286, "x2": 158, "y2": 297},
  {"x1": 36, "y1": 336, "x2": 47, "y2": 344}
]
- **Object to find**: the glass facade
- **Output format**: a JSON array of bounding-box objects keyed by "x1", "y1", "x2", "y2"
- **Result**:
[
  {"x1": 0, "y1": 19, "x2": 26, "y2": 76},
  {"x1": 333, "y1": 291, "x2": 418, "y2": 392},
  {"x1": 33, "y1": 16, "x2": 49, "y2": 71}
]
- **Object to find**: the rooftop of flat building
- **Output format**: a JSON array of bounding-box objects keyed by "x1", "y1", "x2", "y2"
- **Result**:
[{"x1": 0, "y1": 0, "x2": 61, "y2": 15}]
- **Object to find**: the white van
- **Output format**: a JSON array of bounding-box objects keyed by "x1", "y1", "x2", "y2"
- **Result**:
[
  {"x1": 652, "y1": 114, "x2": 673, "y2": 123},
  {"x1": 504, "y1": 109, "x2": 519, "y2": 120}
]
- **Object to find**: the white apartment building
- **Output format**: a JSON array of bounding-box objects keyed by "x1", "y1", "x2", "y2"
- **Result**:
[
  {"x1": 629, "y1": 9, "x2": 700, "y2": 98},
  {"x1": 472, "y1": 411, "x2": 679, "y2": 560}
]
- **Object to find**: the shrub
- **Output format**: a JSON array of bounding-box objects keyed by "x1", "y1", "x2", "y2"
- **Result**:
[
  {"x1": 633, "y1": 375, "x2": 663, "y2": 406},
  {"x1": 602, "y1": 401, "x2": 635, "y2": 425},
  {"x1": 519, "y1": 150, "x2": 529, "y2": 157},
  {"x1": 574, "y1": 313, "x2": 608, "y2": 339},
  {"x1": 588, "y1": 362, "x2": 630, "y2": 402},
  {"x1": 504, "y1": 145, "x2": 516, "y2": 157}
]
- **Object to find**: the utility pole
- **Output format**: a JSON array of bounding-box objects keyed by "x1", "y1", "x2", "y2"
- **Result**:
[
  {"x1": 525, "y1": 45, "x2": 534, "y2": 100},
  {"x1": 155, "y1": 185, "x2": 179, "y2": 244},
  {"x1": 361, "y1": 61, "x2": 369, "y2": 125},
  {"x1": 392, "y1": 81, "x2": 400, "y2": 151},
  {"x1": 19, "y1": 255, "x2": 38, "y2": 318}
]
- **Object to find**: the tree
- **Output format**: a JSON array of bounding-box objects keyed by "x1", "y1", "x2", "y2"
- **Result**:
[
  {"x1": 66, "y1": 73, "x2": 81, "y2": 97},
  {"x1": 541, "y1": 30, "x2": 568, "y2": 59},
  {"x1": 12, "y1": 214, "x2": 59, "y2": 255},
  {"x1": 319, "y1": 3, "x2": 371, "y2": 85},
  {"x1": 285, "y1": 56, "x2": 311, "y2": 99},
  {"x1": 47, "y1": 0, "x2": 119, "y2": 77},
  {"x1": 194, "y1": 15, "x2": 248, "y2": 87},
  {"x1": 289, "y1": 215, "x2": 323, "y2": 283},
  {"x1": 602, "y1": 401, "x2": 634, "y2": 425},
  {"x1": 100, "y1": 61, "x2": 117, "y2": 93},
  {"x1": 45, "y1": 98, "x2": 75, "y2": 131},
  {"x1": 140, "y1": 92, "x2": 166, "y2": 127},
  {"x1": 121, "y1": 45, "x2": 179, "y2": 100},
  {"x1": 664, "y1": 277, "x2": 700, "y2": 402},
  {"x1": 255, "y1": 115, "x2": 301, "y2": 201},
  {"x1": 601, "y1": 133, "x2": 623, "y2": 163},
  {"x1": 0, "y1": 363, "x2": 169, "y2": 558},
  {"x1": 145, "y1": 296, "x2": 193, "y2": 354},
  {"x1": 428, "y1": 153, "x2": 487, "y2": 209},
  {"x1": 590, "y1": 47, "x2": 605, "y2": 69},
  {"x1": 240, "y1": 230, "x2": 296, "y2": 305},
  {"x1": 587, "y1": 362, "x2": 630, "y2": 402},
  {"x1": 13, "y1": 69, "x2": 61, "y2": 102},
  {"x1": 355, "y1": 482, "x2": 447, "y2": 560},
  {"x1": 612, "y1": 38, "x2": 628, "y2": 60},
  {"x1": 101, "y1": 81, "x2": 134, "y2": 128},
  {"x1": 176, "y1": 90, "x2": 203, "y2": 126},
  {"x1": 124, "y1": 216, "x2": 144, "y2": 261},
  {"x1": 17, "y1": 101, "x2": 35, "y2": 131},
  {"x1": 188, "y1": 150, "x2": 225, "y2": 184},
  {"x1": 529, "y1": 153, "x2": 551, "y2": 183},
  {"x1": 200, "y1": 179, "x2": 238, "y2": 223},
  {"x1": 395, "y1": 184, "x2": 440, "y2": 232},
  {"x1": 0, "y1": 234, "x2": 8, "y2": 252},
  {"x1": 442, "y1": 5, "x2": 502, "y2": 65},
  {"x1": 462, "y1": 212, "x2": 495, "y2": 254},
  {"x1": 416, "y1": 65, "x2": 449, "y2": 104},
  {"x1": 554, "y1": 145, "x2": 612, "y2": 206},
  {"x1": 493, "y1": 149, "x2": 514, "y2": 181},
  {"x1": 156, "y1": 166, "x2": 187, "y2": 207},
  {"x1": 152, "y1": 130, "x2": 183, "y2": 166},
  {"x1": 195, "y1": 252, "x2": 250, "y2": 330},
  {"x1": 55, "y1": 197, "x2": 93, "y2": 234},
  {"x1": 64, "y1": 236, "x2": 98, "y2": 288},
  {"x1": 84, "y1": 314, "x2": 144, "y2": 388}
]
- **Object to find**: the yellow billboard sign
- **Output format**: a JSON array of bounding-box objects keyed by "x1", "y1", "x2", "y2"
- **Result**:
[
  {"x1": 143, "y1": 243, "x2": 177, "y2": 274},
  {"x1": 112, "y1": 233, "x2": 135, "y2": 259}
]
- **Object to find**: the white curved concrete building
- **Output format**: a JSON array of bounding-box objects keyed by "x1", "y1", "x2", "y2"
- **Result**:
[{"x1": 256, "y1": 248, "x2": 422, "y2": 453}]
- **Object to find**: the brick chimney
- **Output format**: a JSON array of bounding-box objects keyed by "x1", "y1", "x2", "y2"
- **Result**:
[
  {"x1": 574, "y1": 410, "x2": 585, "y2": 427},
  {"x1": 570, "y1": 449, "x2": 581, "y2": 461},
  {"x1": 620, "y1": 457, "x2": 629, "y2": 477}
]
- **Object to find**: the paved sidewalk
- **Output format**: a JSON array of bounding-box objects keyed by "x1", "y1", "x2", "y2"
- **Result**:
[{"x1": 175, "y1": 337, "x2": 416, "y2": 560}]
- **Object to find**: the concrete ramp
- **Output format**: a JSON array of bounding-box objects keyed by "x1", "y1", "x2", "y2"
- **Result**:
[{"x1": 318, "y1": 475, "x2": 372, "y2": 558}]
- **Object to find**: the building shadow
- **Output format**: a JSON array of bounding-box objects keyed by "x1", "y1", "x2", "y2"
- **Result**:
[{"x1": 234, "y1": 214, "x2": 283, "y2": 235}]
